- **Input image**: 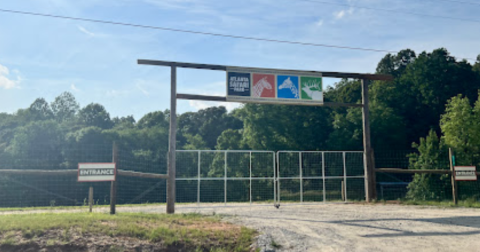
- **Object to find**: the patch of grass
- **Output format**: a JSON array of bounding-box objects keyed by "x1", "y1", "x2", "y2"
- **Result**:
[
  {"x1": 46, "y1": 239, "x2": 56, "y2": 246},
  {"x1": 270, "y1": 238, "x2": 282, "y2": 249},
  {"x1": 0, "y1": 212, "x2": 256, "y2": 251},
  {"x1": 1, "y1": 231, "x2": 17, "y2": 245}
]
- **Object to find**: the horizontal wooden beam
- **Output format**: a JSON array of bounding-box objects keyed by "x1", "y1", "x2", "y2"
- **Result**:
[
  {"x1": 0, "y1": 169, "x2": 168, "y2": 179},
  {"x1": 0, "y1": 169, "x2": 77, "y2": 175},
  {"x1": 177, "y1": 93, "x2": 363, "y2": 108},
  {"x1": 138, "y1": 59, "x2": 393, "y2": 81},
  {"x1": 376, "y1": 168, "x2": 451, "y2": 175},
  {"x1": 117, "y1": 170, "x2": 168, "y2": 179}
]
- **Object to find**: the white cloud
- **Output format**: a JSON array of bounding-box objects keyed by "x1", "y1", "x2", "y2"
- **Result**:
[
  {"x1": 106, "y1": 89, "x2": 129, "y2": 98},
  {"x1": 316, "y1": 19, "x2": 324, "y2": 27},
  {"x1": 334, "y1": 10, "x2": 346, "y2": 19},
  {"x1": 77, "y1": 25, "x2": 95, "y2": 37},
  {"x1": 70, "y1": 83, "x2": 80, "y2": 92},
  {"x1": 0, "y1": 64, "x2": 20, "y2": 89},
  {"x1": 334, "y1": 7, "x2": 354, "y2": 19},
  {"x1": 136, "y1": 83, "x2": 150, "y2": 96}
]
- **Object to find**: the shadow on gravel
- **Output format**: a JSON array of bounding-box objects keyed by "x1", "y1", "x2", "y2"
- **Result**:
[{"x1": 240, "y1": 214, "x2": 480, "y2": 238}]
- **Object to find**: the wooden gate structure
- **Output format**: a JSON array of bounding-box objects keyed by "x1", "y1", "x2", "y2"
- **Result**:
[{"x1": 138, "y1": 59, "x2": 393, "y2": 213}]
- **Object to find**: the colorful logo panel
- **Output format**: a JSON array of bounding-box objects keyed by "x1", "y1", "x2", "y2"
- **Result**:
[
  {"x1": 252, "y1": 73, "x2": 275, "y2": 98},
  {"x1": 227, "y1": 72, "x2": 250, "y2": 96},
  {"x1": 277, "y1": 75, "x2": 299, "y2": 99},
  {"x1": 300, "y1": 76, "x2": 323, "y2": 101}
]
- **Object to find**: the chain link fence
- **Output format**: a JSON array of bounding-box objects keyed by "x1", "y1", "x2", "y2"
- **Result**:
[
  {"x1": 277, "y1": 151, "x2": 365, "y2": 204},
  {"x1": 2, "y1": 144, "x2": 480, "y2": 210},
  {"x1": 175, "y1": 150, "x2": 276, "y2": 205}
]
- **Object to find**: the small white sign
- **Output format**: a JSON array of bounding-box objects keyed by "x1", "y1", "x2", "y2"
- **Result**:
[
  {"x1": 454, "y1": 166, "x2": 477, "y2": 181},
  {"x1": 78, "y1": 163, "x2": 116, "y2": 182}
]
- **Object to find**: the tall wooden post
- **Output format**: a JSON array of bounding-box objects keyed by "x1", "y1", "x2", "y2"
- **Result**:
[
  {"x1": 167, "y1": 65, "x2": 177, "y2": 214},
  {"x1": 110, "y1": 142, "x2": 118, "y2": 214},
  {"x1": 449, "y1": 148, "x2": 458, "y2": 205},
  {"x1": 362, "y1": 79, "x2": 376, "y2": 202}
]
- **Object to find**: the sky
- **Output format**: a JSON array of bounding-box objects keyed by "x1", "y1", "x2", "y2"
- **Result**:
[{"x1": 0, "y1": 0, "x2": 479, "y2": 120}]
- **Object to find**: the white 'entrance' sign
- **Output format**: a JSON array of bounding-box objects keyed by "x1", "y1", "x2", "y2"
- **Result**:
[
  {"x1": 454, "y1": 166, "x2": 477, "y2": 181},
  {"x1": 78, "y1": 163, "x2": 116, "y2": 182}
]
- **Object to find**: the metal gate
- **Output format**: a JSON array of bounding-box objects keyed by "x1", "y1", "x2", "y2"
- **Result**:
[
  {"x1": 176, "y1": 150, "x2": 276, "y2": 205},
  {"x1": 277, "y1": 151, "x2": 365, "y2": 203}
]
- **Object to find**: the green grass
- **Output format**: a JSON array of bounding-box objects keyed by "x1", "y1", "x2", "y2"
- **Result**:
[{"x1": 0, "y1": 212, "x2": 257, "y2": 251}]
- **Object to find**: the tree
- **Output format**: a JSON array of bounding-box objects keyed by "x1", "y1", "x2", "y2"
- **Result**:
[
  {"x1": 178, "y1": 107, "x2": 242, "y2": 150},
  {"x1": 406, "y1": 130, "x2": 450, "y2": 200},
  {"x1": 51, "y1": 92, "x2": 80, "y2": 122},
  {"x1": 29, "y1": 98, "x2": 53, "y2": 121},
  {"x1": 216, "y1": 129, "x2": 245, "y2": 150},
  {"x1": 78, "y1": 103, "x2": 113, "y2": 129},
  {"x1": 440, "y1": 94, "x2": 480, "y2": 165},
  {"x1": 8, "y1": 120, "x2": 64, "y2": 168},
  {"x1": 112, "y1": 115, "x2": 136, "y2": 129},
  {"x1": 137, "y1": 110, "x2": 168, "y2": 129},
  {"x1": 376, "y1": 49, "x2": 416, "y2": 78},
  {"x1": 371, "y1": 48, "x2": 480, "y2": 148}
]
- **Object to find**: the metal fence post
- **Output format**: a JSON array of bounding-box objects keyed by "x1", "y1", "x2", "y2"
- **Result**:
[
  {"x1": 322, "y1": 152, "x2": 326, "y2": 202},
  {"x1": 249, "y1": 151, "x2": 252, "y2": 205},
  {"x1": 273, "y1": 152, "x2": 276, "y2": 205},
  {"x1": 343, "y1": 152, "x2": 347, "y2": 202},
  {"x1": 277, "y1": 152, "x2": 281, "y2": 205},
  {"x1": 299, "y1": 152, "x2": 303, "y2": 203},
  {"x1": 197, "y1": 151, "x2": 201, "y2": 205},
  {"x1": 224, "y1": 151, "x2": 227, "y2": 206}
]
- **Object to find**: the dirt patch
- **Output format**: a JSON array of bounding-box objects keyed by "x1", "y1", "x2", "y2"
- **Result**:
[
  {"x1": 0, "y1": 227, "x2": 241, "y2": 252},
  {"x1": 0, "y1": 229, "x2": 181, "y2": 252}
]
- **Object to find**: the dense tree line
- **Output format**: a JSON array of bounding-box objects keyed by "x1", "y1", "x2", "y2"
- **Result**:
[
  {"x1": 0, "y1": 48, "x2": 479, "y2": 164},
  {"x1": 0, "y1": 48, "x2": 480, "y2": 204}
]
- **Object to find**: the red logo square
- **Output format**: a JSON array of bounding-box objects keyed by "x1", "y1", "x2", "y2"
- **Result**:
[{"x1": 252, "y1": 74, "x2": 275, "y2": 98}]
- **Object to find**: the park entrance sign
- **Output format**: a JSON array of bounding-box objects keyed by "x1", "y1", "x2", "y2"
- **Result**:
[
  {"x1": 137, "y1": 59, "x2": 393, "y2": 214},
  {"x1": 454, "y1": 166, "x2": 477, "y2": 181},
  {"x1": 227, "y1": 67, "x2": 323, "y2": 105},
  {"x1": 78, "y1": 163, "x2": 116, "y2": 182}
]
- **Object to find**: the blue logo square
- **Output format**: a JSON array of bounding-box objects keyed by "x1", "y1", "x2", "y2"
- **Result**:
[{"x1": 277, "y1": 75, "x2": 299, "y2": 99}]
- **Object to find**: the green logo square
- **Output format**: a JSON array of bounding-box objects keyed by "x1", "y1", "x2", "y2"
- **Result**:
[{"x1": 300, "y1": 77, "x2": 323, "y2": 101}]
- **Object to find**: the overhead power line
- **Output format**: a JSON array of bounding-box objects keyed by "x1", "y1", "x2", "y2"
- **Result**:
[
  {"x1": 0, "y1": 8, "x2": 396, "y2": 53},
  {"x1": 297, "y1": 0, "x2": 480, "y2": 24},
  {"x1": 432, "y1": 0, "x2": 480, "y2": 6},
  {"x1": 0, "y1": 8, "x2": 476, "y2": 61}
]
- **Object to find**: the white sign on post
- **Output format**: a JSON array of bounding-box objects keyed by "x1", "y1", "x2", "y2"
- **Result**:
[
  {"x1": 78, "y1": 163, "x2": 116, "y2": 182},
  {"x1": 454, "y1": 166, "x2": 477, "y2": 181}
]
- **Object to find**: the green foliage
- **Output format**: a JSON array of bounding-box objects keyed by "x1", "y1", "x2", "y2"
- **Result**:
[
  {"x1": 407, "y1": 130, "x2": 450, "y2": 200},
  {"x1": 78, "y1": 103, "x2": 113, "y2": 129},
  {"x1": 440, "y1": 93, "x2": 480, "y2": 165}
]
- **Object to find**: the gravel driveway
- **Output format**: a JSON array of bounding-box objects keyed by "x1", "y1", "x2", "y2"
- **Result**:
[
  {"x1": 173, "y1": 203, "x2": 480, "y2": 252},
  {"x1": 3, "y1": 203, "x2": 480, "y2": 251}
]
